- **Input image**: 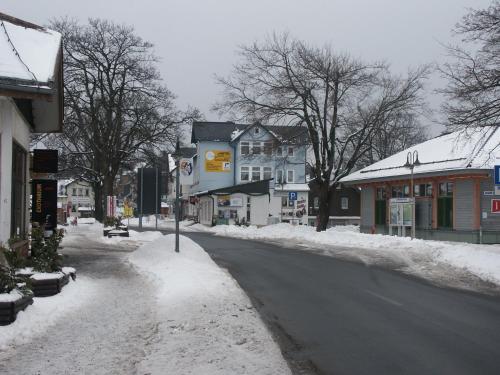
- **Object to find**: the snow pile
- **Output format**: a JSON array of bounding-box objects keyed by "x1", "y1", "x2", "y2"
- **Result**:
[
  {"x1": 193, "y1": 223, "x2": 500, "y2": 286},
  {"x1": 127, "y1": 216, "x2": 195, "y2": 230},
  {"x1": 0, "y1": 277, "x2": 98, "y2": 350},
  {"x1": 129, "y1": 234, "x2": 291, "y2": 375}
]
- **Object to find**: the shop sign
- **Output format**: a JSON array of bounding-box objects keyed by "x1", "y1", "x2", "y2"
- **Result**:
[
  {"x1": 217, "y1": 195, "x2": 231, "y2": 206},
  {"x1": 495, "y1": 165, "x2": 500, "y2": 185},
  {"x1": 491, "y1": 199, "x2": 500, "y2": 213},
  {"x1": 180, "y1": 158, "x2": 194, "y2": 184},
  {"x1": 31, "y1": 179, "x2": 57, "y2": 230},
  {"x1": 205, "y1": 150, "x2": 231, "y2": 172},
  {"x1": 230, "y1": 197, "x2": 243, "y2": 207}
]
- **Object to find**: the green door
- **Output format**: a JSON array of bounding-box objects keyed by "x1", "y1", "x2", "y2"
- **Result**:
[
  {"x1": 375, "y1": 200, "x2": 386, "y2": 225},
  {"x1": 437, "y1": 197, "x2": 453, "y2": 228}
]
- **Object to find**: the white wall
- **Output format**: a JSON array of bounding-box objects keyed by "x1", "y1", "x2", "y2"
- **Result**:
[{"x1": 0, "y1": 98, "x2": 31, "y2": 244}]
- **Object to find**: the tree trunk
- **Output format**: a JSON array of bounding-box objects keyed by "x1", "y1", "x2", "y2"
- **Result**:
[
  {"x1": 316, "y1": 180, "x2": 330, "y2": 232},
  {"x1": 93, "y1": 182, "x2": 104, "y2": 222}
]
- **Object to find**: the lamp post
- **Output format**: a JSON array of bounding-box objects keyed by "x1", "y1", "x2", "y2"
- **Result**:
[
  {"x1": 173, "y1": 138, "x2": 181, "y2": 252},
  {"x1": 405, "y1": 150, "x2": 420, "y2": 239}
]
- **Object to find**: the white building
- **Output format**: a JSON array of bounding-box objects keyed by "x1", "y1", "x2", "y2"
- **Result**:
[
  {"x1": 0, "y1": 13, "x2": 63, "y2": 243},
  {"x1": 57, "y1": 180, "x2": 95, "y2": 222}
]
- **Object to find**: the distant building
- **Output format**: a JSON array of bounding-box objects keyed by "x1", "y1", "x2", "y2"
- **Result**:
[
  {"x1": 0, "y1": 13, "x2": 63, "y2": 242},
  {"x1": 307, "y1": 182, "x2": 360, "y2": 227},
  {"x1": 57, "y1": 180, "x2": 95, "y2": 222},
  {"x1": 189, "y1": 121, "x2": 309, "y2": 226},
  {"x1": 341, "y1": 127, "x2": 500, "y2": 243}
]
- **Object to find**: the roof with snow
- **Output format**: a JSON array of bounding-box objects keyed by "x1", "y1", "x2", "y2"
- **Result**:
[
  {"x1": 342, "y1": 126, "x2": 500, "y2": 184},
  {"x1": 0, "y1": 12, "x2": 63, "y2": 133},
  {"x1": 191, "y1": 121, "x2": 309, "y2": 145}
]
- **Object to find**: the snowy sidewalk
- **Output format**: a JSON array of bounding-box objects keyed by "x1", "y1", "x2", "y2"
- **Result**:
[
  {"x1": 0, "y1": 224, "x2": 291, "y2": 375},
  {"x1": 190, "y1": 223, "x2": 500, "y2": 292}
]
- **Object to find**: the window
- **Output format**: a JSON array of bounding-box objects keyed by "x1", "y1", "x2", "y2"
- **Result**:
[
  {"x1": 252, "y1": 142, "x2": 261, "y2": 155},
  {"x1": 240, "y1": 142, "x2": 250, "y2": 155},
  {"x1": 263, "y1": 142, "x2": 273, "y2": 155},
  {"x1": 277, "y1": 147, "x2": 283, "y2": 157},
  {"x1": 314, "y1": 197, "x2": 320, "y2": 209},
  {"x1": 78, "y1": 188, "x2": 83, "y2": 196},
  {"x1": 341, "y1": 197, "x2": 349, "y2": 210},
  {"x1": 263, "y1": 167, "x2": 272, "y2": 180},
  {"x1": 72, "y1": 188, "x2": 76, "y2": 195},
  {"x1": 85, "y1": 189, "x2": 89, "y2": 196},
  {"x1": 376, "y1": 187, "x2": 386, "y2": 200},
  {"x1": 240, "y1": 166, "x2": 250, "y2": 182},
  {"x1": 251, "y1": 166, "x2": 261, "y2": 181},
  {"x1": 439, "y1": 182, "x2": 453, "y2": 197},
  {"x1": 288, "y1": 147, "x2": 294, "y2": 157},
  {"x1": 391, "y1": 185, "x2": 409, "y2": 198},
  {"x1": 254, "y1": 127, "x2": 260, "y2": 134},
  {"x1": 414, "y1": 183, "x2": 433, "y2": 197},
  {"x1": 287, "y1": 170, "x2": 294, "y2": 183},
  {"x1": 276, "y1": 170, "x2": 284, "y2": 184}
]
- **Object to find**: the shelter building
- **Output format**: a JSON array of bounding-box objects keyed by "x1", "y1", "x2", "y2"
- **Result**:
[{"x1": 341, "y1": 127, "x2": 500, "y2": 243}]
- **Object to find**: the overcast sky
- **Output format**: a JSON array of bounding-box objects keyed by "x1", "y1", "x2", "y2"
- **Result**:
[{"x1": 2, "y1": 0, "x2": 493, "y2": 135}]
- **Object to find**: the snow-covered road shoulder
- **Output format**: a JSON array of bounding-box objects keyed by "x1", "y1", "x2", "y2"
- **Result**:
[
  {"x1": 128, "y1": 234, "x2": 291, "y2": 375},
  {"x1": 192, "y1": 223, "x2": 500, "y2": 290}
]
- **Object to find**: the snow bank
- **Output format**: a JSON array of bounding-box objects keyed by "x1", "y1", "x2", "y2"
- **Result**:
[
  {"x1": 0, "y1": 277, "x2": 98, "y2": 350},
  {"x1": 193, "y1": 223, "x2": 500, "y2": 287},
  {"x1": 127, "y1": 216, "x2": 195, "y2": 231},
  {"x1": 129, "y1": 234, "x2": 291, "y2": 375}
]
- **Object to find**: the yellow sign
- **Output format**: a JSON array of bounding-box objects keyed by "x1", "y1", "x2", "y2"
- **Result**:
[{"x1": 205, "y1": 150, "x2": 231, "y2": 172}]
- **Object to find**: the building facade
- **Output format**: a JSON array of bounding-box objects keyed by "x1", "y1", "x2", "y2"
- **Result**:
[
  {"x1": 0, "y1": 13, "x2": 63, "y2": 244},
  {"x1": 189, "y1": 121, "x2": 309, "y2": 226},
  {"x1": 57, "y1": 180, "x2": 95, "y2": 222},
  {"x1": 342, "y1": 127, "x2": 500, "y2": 243}
]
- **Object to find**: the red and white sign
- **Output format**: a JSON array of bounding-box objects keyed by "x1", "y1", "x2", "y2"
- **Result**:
[
  {"x1": 491, "y1": 199, "x2": 500, "y2": 213},
  {"x1": 106, "y1": 196, "x2": 117, "y2": 217}
]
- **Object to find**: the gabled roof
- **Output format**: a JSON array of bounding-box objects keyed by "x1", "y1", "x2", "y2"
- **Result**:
[
  {"x1": 341, "y1": 126, "x2": 500, "y2": 184},
  {"x1": 0, "y1": 12, "x2": 61, "y2": 91},
  {"x1": 191, "y1": 121, "x2": 309, "y2": 145},
  {"x1": 0, "y1": 12, "x2": 63, "y2": 133}
]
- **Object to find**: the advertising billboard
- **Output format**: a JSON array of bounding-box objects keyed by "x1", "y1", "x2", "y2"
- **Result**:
[{"x1": 204, "y1": 150, "x2": 231, "y2": 172}]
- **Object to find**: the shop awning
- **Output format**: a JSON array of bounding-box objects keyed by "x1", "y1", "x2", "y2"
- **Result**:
[{"x1": 194, "y1": 179, "x2": 272, "y2": 197}]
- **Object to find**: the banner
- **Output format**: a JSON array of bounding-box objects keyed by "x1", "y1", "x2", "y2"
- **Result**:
[
  {"x1": 180, "y1": 158, "x2": 194, "y2": 185},
  {"x1": 106, "y1": 196, "x2": 117, "y2": 217},
  {"x1": 31, "y1": 179, "x2": 57, "y2": 230},
  {"x1": 204, "y1": 150, "x2": 231, "y2": 172}
]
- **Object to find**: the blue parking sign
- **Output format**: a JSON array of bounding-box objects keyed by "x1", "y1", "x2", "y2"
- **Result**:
[
  {"x1": 288, "y1": 191, "x2": 297, "y2": 201},
  {"x1": 495, "y1": 166, "x2": 500, "y2": 185}
]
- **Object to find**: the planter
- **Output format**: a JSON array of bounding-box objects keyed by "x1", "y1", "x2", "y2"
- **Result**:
[
  {"x1": 107, "y1": 229, "x2": 129, "y2": 238},
  {"x1": 0, "y1": 291, "x2": 34, "y2": 325},
  {"x1": 30, "y1": 272, "x2": 70, "y2": 297},
  {"x1": 103, "y1": 226, "x2": 115, "y2": 237}
]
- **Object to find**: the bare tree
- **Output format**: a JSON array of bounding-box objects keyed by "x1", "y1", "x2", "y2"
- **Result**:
[
  {"x1": 214, "y1": 33, "x2": 428, "y2": 231},
  {"x1": 440, "y1": 1, "x2": 500, "y2": 130},
  {"x1": 46, "y1": 18, "x2": 198, "y2": 220},
  {"x1": 357, "y1": 113, "x2": 428, "y2": 168}
]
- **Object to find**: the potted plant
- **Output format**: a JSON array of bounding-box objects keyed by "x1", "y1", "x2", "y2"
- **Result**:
[
  {"x1": 28, "y1": 228, "x2": 71, "y2": 297},
  {"x1": 0, "y1": 249, "x2": 33, "y2": 325}
]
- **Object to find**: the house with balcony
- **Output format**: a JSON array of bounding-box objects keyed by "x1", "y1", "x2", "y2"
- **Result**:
[
  {"x1": 57, "y1": 180, "x2": 95, "y2": 222},
  {"x1": 189, "y1": 121, "x2": 309, "y2": 226}
]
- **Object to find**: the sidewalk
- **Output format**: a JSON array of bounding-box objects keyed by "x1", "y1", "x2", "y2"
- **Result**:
[{"x1": 0, "y1": 224, "x2": 291, "y2": 375}]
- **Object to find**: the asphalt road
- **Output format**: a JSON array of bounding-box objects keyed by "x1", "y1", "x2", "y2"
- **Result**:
[{"x1": 148, "y1": 229, "x2": 500, "y2": 375}]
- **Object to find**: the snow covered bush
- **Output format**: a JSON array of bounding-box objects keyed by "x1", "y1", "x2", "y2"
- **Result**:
[{"x1": 30, "y1": 228, "x2": 64, "y2": 273}]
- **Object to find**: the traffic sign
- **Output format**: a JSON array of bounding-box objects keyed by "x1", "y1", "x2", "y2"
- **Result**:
[
  {"x1": 492, "y1": 199, "x2": 500, "y2": 213},
  {"x1": 288, "y1": 191, "x2": 297, "y2": 201},
  {"x1": 494, "y1": 165, "x2": 500, "y2": 185}
]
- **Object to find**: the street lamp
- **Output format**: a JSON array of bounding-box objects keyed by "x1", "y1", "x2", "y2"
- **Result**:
[
  {"x1": 172, "y1": 138, "x2": 181, "y2": 252},
  {"x1": 405, "y1": 150, "x2": 420, "y2": 239}
]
